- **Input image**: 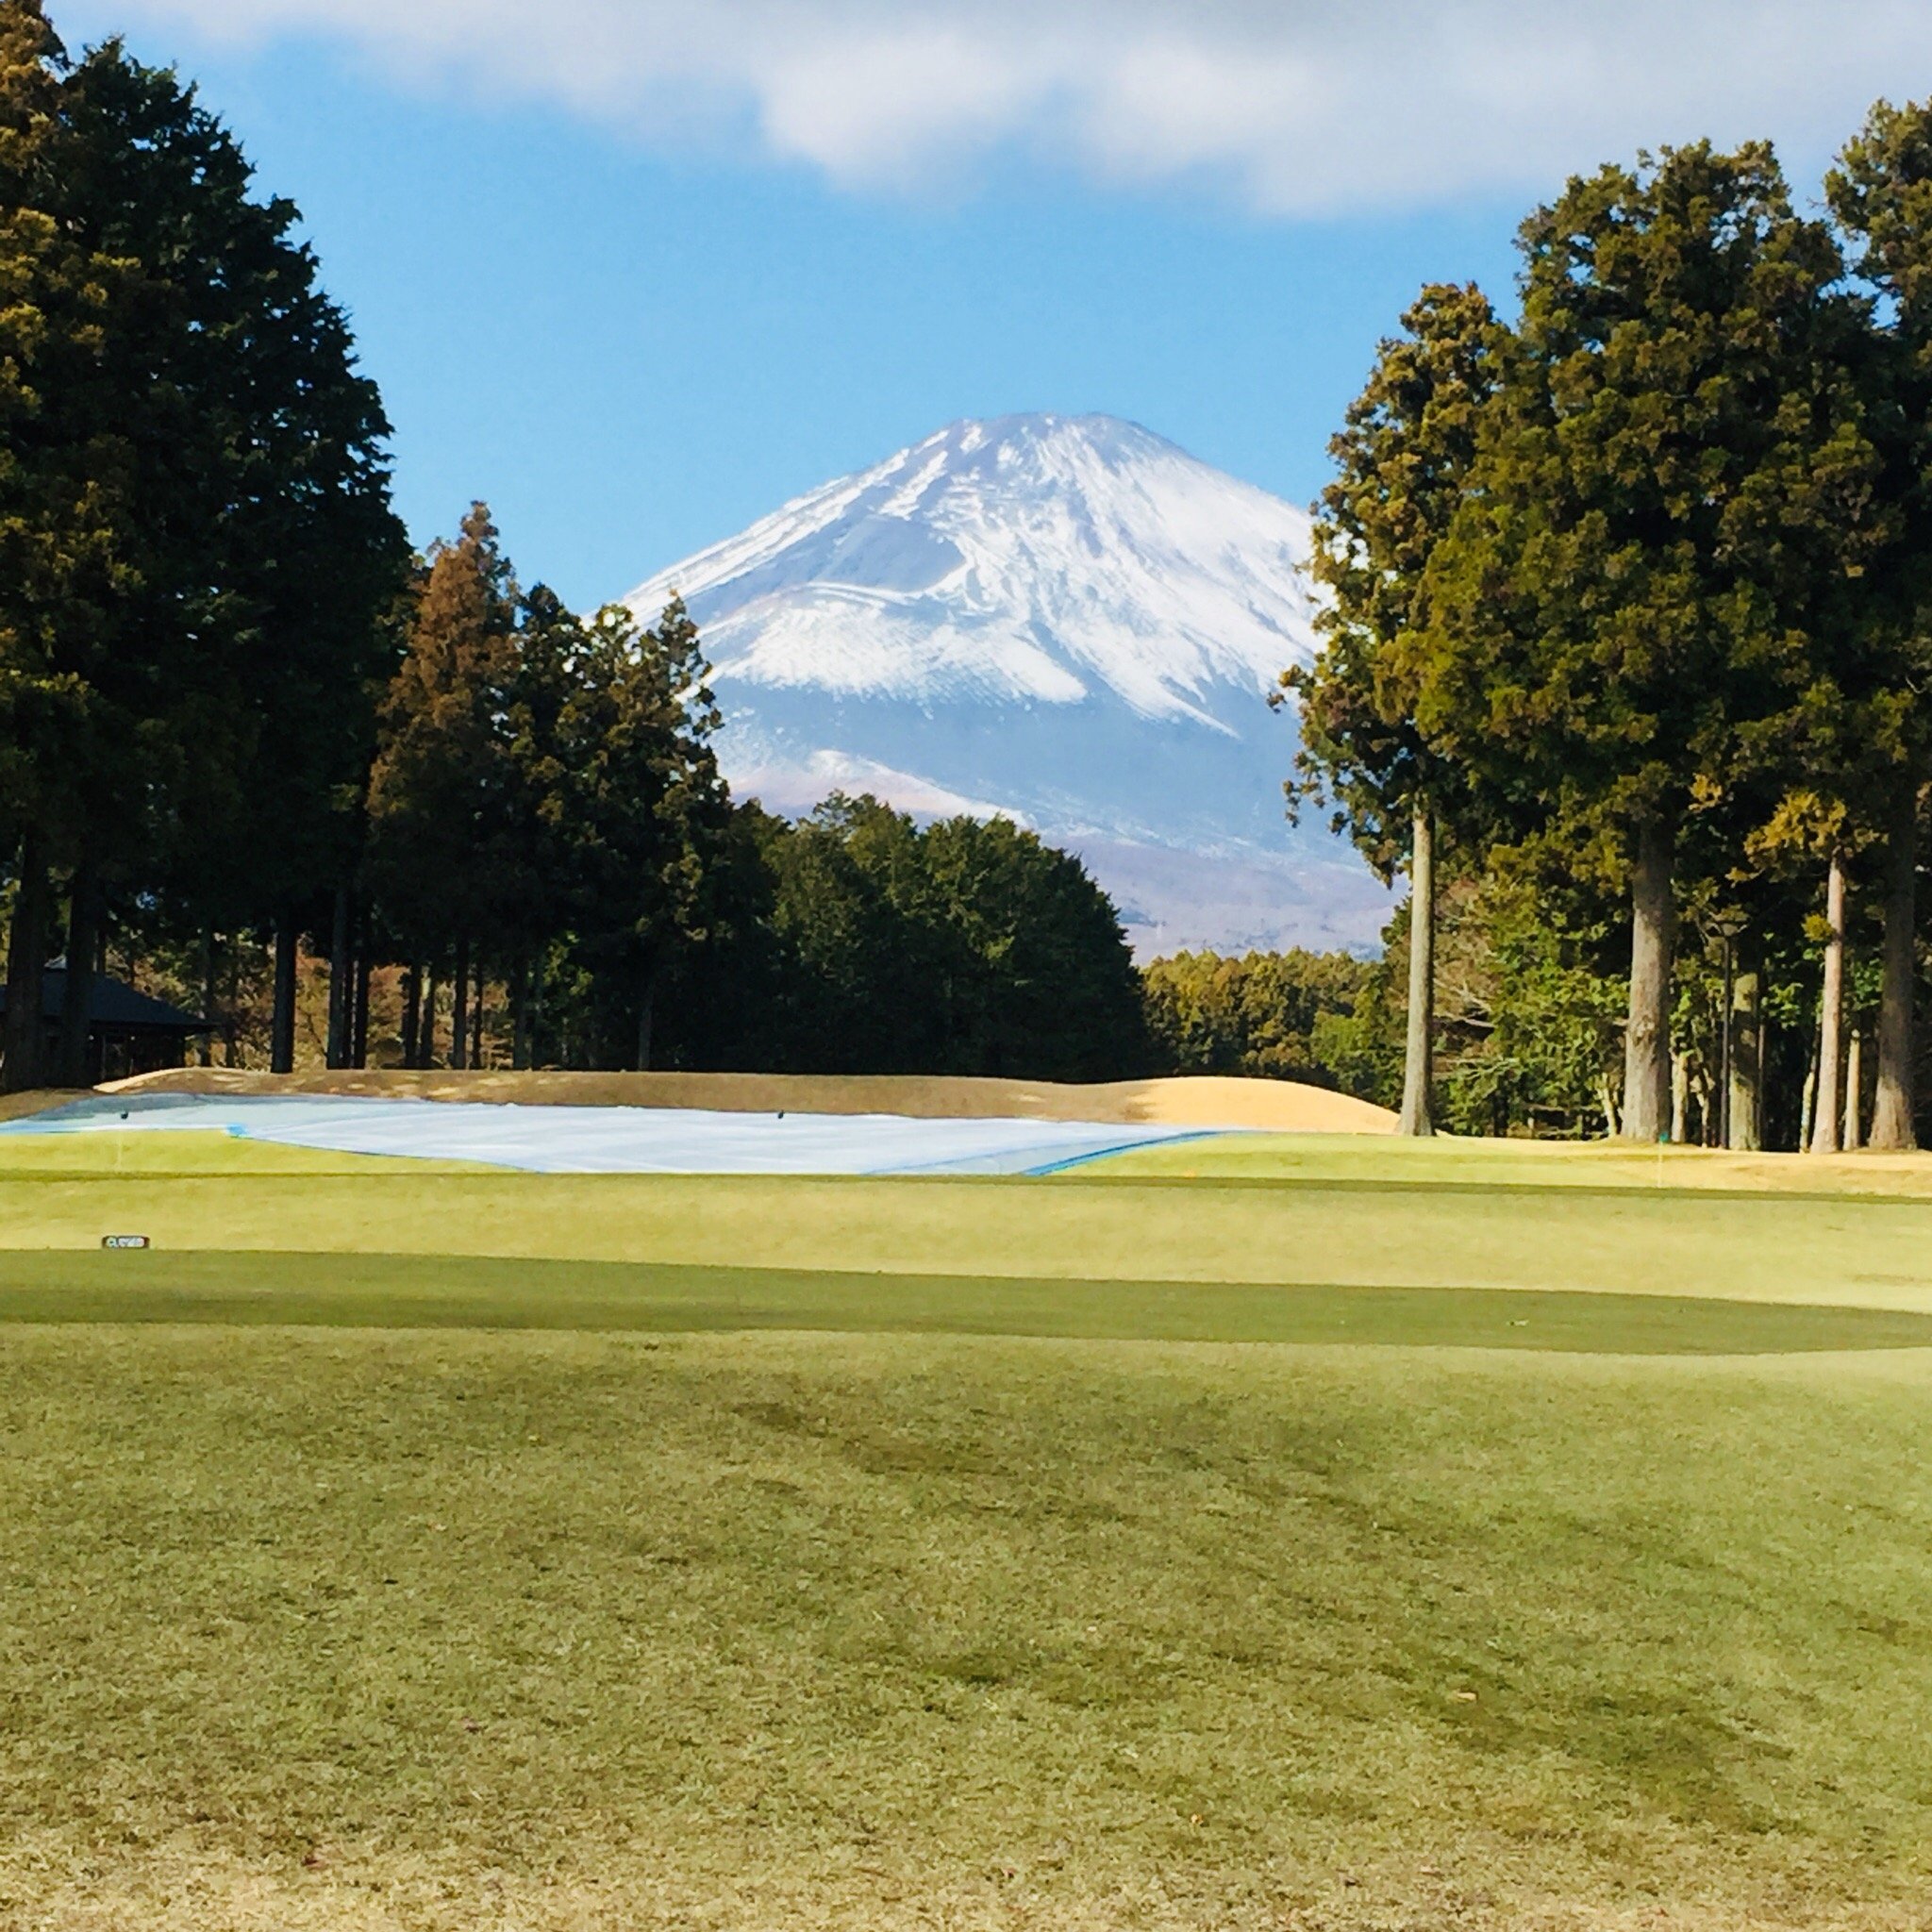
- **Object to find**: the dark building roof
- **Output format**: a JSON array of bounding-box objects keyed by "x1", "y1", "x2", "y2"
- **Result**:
[{"x1": 0, "y1": 969, "x2": 212, "y2": 1033}]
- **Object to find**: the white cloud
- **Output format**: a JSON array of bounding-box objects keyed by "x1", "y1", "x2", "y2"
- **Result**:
[{"x1": 86, "y1": 0, "x2": 1932, "y2": 211}]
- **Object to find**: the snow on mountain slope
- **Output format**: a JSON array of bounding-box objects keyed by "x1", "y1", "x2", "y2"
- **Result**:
[{"x1": 620, "y1": 413, "x2": 1391, "y2": 955}]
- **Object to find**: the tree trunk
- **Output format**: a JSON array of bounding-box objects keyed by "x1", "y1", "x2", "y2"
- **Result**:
[
  {"x1": 510, "y1": 962, "x2": 530, "y2": 1072},
  {"x1": 1810, "y1": 852, "x2": 1847, "y2": 1155},
  {"x1": 450, "y1": 939, "x2": 470, "y2": 1073},
  {"x1": 1869, "y1": 797, "x2": 1917, "y2": 1150},
  {"x1": 1800, "y1": 999, "x2": 1824, "y2": 1153},
  {"x1": 1596, "y1": 1072, "x2": 1621, "y2": 1141},
  {"x1": 1669, "y1": 1051, "x2": 1689, "y2": 1145},
  {"x1": 57, "y1": 860, "x2": 103, "y2": 1088},
  {"x1": 327, "y1": 890, "x2": 351, "y2": 1067},
  {"x1": 271, "y1": 921, "x2": 298, "y2": 1075},
  {"x1": 419, "y1": 969, "x2": 441, "y2": 1068},
  {"x1": 1622, "y1": 821, "x2": 1674, "y2": 1141},
  {"x1": 197, "y1": 929, "x2": 217, "y2": 1068},
  {"x1": 1844, "y1": 1030, "x2": 1864, "y2": 1152},
  {"x1": 2, "y1": 831, "x2": 52, "y2": 1093},
  {"x1": 352, "y1": 919, "x2": 372, "y2": 1070},
  {"x1": 223, "y1": 945, "x2": 241, "y2": 1068},
  {"x1": 470, "y1": 960, "x2": 485, "y2": 1070},
  {"x1": 1399, "y1": 806, "x2": 1435, "y2": 1138},
  {"x1": 326, "y1": 882, "x2": 352, "y2": 1070},
  {"x1": 636, "y1": 973, "x2": 656, "y2": 1073},
  {"x1": 400, "y1": 966, "x2": 422, "y2": 1070},
  {"x1": 1728, "y1": 968, "x2": 1762, "y2": 1151}
]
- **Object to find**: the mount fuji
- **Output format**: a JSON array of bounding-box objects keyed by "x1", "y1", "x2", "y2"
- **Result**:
[{"x1": 620, "y1": 413, "x2": 1391, "y2": 957}]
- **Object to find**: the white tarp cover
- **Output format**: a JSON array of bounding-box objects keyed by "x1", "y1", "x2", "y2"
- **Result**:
[{"x1": 0, "y1": 1094, "x2": 1221, "y2": 1176}]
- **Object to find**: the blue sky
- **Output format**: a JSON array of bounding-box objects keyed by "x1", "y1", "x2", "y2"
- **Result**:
[{"x1": 54, "y1": 1, "x2": 1932, "y2": 608}]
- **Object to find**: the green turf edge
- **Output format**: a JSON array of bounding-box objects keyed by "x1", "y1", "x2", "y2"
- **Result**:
[
  {"x1": 9, "y1": 1157, "x2": 1932, "y2": 1208},
  {"x1": 0, "y1": 1248, "x2": 1928, "y2": 1354}
]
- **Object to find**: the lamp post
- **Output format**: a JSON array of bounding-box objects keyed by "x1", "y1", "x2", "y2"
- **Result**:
[{"x1": 1706, "y1": 910, "x2": 1747, "y2": 1148}]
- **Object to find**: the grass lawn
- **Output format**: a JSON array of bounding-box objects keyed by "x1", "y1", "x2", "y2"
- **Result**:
[
  {"x1": 1094, "y1": 1128, "x2": 1932, "y2": 1195},
  {"x1": 9, "y1": 1131, "x2": 1932, "y2": 1310},
  {"x1": 2, "y1": 1132, "x2": 1931, "y2": 1927}
]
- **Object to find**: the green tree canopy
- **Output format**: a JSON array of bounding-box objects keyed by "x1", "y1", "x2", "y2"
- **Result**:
[
  {"x1": 366, "y1": 504, "x2": 519, "y2": 968},
  {"x1": 0, "y1": 8, "x2": 405, "y2": 1089},
  {"x1": 1820, "y1": 97, "x2": 1932, "y2": 1145},
  {"x1": 1420, "y1": 142, "x2": 1869, "y2": 1139},
  {"x1": 1293, "y1": 282, "x2": 1509, "y2": 871},
  {"x1": 545, "y1": 595, "x2": 730, "y2": 1068},
  {"x1": 1291, "y1": 279, "x2": 1511, "y2": 1135},
  {"x1": 1142, "y1": 948, "x2": 1369, "y2": 1084}
]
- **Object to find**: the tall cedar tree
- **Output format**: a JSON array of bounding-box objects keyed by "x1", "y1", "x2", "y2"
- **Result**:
[
  {"x1": 1290, "y1": 283, "x2": 1508, "y2": 1136},
  {"x1": 1707, "y1": 282, "x2": 1889, "y2": 1153},
  {"x1": 496, "y1": 583, "x2": 584, "y2": 1064},
  {"x1": 1421, "y1": 143, "x2": 1858, "y2": 1141},
  {"x1": 0, "y1": 0, "x2": 81, "y2": 1087},
  {"x1": 550, "y1": 597, "x2": 729, "y2": 1069},
  {"x1": 61, "y1": 43, "x2": 409, "y2": 1072},
  {"x1": 366, "y1": 503, "x2": 518, "y2": 1057},
  {"x1": 1825, "y1": 99, "x2": 1932, "y2": 1149},
  {"x1": 0, "y1": 15, "x2": 403, "y2": 1088}
]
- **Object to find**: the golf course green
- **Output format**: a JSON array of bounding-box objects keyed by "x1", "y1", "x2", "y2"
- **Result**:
[{"x1": 2, "y1": 1128, "x2": 1929, "y2": 1928}]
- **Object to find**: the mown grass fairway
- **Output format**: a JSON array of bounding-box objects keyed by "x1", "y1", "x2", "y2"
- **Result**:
[
  {"x1": 2, "y1": 1131, "x2": 1931, "y2": 1927},
  {"x1": 12, "y1": 1131, "x2": 1932, "y2": 1309},
  {"x1": 8, "y1": 1246, "x2": 1932, "y2": 1352}
]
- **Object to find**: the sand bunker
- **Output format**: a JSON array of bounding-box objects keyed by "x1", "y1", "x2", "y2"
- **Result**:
[{"x1": 104, "y1": 1068, "x2": 1396, "y2": 1135}]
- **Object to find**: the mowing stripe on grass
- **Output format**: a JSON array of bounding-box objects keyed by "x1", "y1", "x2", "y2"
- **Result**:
[{"x1": 1, "y1": 1248, "x2": 1929, "y2": 1353}]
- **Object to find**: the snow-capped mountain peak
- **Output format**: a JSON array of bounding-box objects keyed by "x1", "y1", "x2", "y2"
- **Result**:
[
  {"x1": 618, "y1": 414, "x2": 1389, "y2": 955},
  {"x1": 622, "y1": 412, "x2": 1323, "y2": 730}
]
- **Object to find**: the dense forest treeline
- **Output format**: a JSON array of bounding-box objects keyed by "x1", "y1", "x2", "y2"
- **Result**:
[
  {"x1": 0, "y1": 2, "x2": 1146, "y2": 1091},
  {"x1": 1293, "y1": 107, "x2": 1932, "y2": 1149},
  {"x1": 153, "y1": 792, "x2": 1153, "y2": 1083}
]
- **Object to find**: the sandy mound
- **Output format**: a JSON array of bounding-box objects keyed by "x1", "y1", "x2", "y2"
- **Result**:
[
  {"x1": 0, "y1": 1090, "x2": 73, "y2": 1124},
  {"x1": 102, "y1": 1067, "x2": 1396, "y2": 1135}
]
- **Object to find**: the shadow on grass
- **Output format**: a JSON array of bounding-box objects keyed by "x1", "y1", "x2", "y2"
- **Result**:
[{"x1": 0, "y1": 1249, "x2": 1927, "y2": 1353}]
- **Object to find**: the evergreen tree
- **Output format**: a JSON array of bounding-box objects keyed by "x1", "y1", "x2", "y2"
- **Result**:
[
  {"x1": 1422, "y1": 143, "x2": 1861, "y2": 1141},
  {"x1": 0, "y1": 0, "x2": 49, "y2": 1084},
  {"x1": 549, "y1": 597, "x2": 729, "y2": 1069},
  {"x1": 1824, "y1": 98, "x2": 1932, "y2": 1148},
  {"x1": 0, "y1": 1, "x2": 101, "y2": 1087},
  {"x1": 769, "y1": 796, "x2": 939, "y2": 1069},
  {"x1": 1, "y1": 15, "x2": 404, "y2": 1089},
  {"x1": 366, "y1": 504, "x2": 518, "y2": 1068},
  {"x1": 1142, "y1": 948, "x2": 1370, "y2": 1083},
  {"x1": 920, "y1": 814, "x2": 1147, "y2": 1081},
  {"x1": 744, "y1": 795, "x2": 1146, "y2": 1081},
  {"x1": 1291, "y1": 282, "x2": 1509, "y2": 1135},
  {"x1": 496, "y1": 583, "x2": 584, "y2": 1066}
]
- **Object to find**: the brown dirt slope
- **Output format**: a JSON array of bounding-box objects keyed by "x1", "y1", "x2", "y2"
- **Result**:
[
  {"x1": 0, "y1": 1090, "x2": 73, "y2": 1124},
  {"x1": 102, "y1": 1067, "x2": 1398, "y2": 1134}
]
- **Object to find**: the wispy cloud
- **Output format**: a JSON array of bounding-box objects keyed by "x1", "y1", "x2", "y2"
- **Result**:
[{"x1": 90, "y1": 0, "x2": 1932, "y2": 211}]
